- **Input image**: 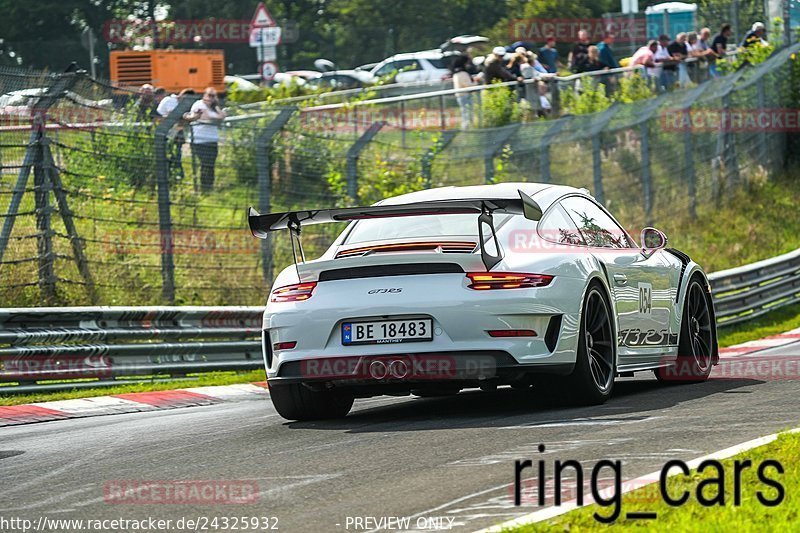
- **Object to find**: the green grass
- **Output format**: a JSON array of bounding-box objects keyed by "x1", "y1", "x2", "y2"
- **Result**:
[
  {"x1": 0, "y1": 369, "x2": 266, "y2": 406},
  {"x1": 717, "y1": 301, "x2": 800, "y2": 348},
  {"x1": 513, "y1": 430, "x2": 800, "y2": 532}
]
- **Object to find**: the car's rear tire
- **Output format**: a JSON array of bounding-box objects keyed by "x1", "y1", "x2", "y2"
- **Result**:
[
  {"x1": 656, "y1": 277, "x2": 715, "y2": 384},
  {"x1": 269, "y1": 383, "x2": 354, "y2": 421},
  {"x1": 561, "y1": 283, "x2": 616, "y2": 405}
]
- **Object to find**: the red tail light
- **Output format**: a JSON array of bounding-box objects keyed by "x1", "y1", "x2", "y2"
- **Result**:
[
  {"x1": 270, "y1": 282, "x2": 317, "y2": 302},
  {"x1": 466, "y1": 272, "x2": 553, "y2": 290},
  {"x1": 488, "y1": 329, "x2": 538, "y2": 337},
  {"x1": 273, "y1": 341, "x2": 297, "y2": 350}
]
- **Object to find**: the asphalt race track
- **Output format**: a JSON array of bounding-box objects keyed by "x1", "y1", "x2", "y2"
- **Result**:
[{"x1": 2, "y1": 342, "x2": 800, "y2": 532}]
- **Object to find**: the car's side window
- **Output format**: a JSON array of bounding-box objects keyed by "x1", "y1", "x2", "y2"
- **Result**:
[
  {"x1": 537, "y1": 204, "x2": 586, "y2": 246},
  {"x1": 559, "y1": 196, "x2": 633, "y2": 249},
  {"x1": 373, "y1": 61, "x2": 397, "y2": 77}
]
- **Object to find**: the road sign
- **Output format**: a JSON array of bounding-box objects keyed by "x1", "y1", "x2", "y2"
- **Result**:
[
  {"x1": 251, "y1": 2, "x2": 276, "y2": 28},
  {"x1": 256, "y1": 45, "x2": 277, "y2": 61},
  {"x1": 261, "y1": 61, "x2": 279, "y2": 82},
  {"x1": 249, "y1": 26, "x2": 282, "y2": 47}
]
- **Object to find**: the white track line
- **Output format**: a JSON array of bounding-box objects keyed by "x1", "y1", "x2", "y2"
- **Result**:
[{"x1": 476, "y1": 427, "x2": 800, "y2": 532}]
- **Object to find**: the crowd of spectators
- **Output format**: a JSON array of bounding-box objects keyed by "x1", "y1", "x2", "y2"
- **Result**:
[{"x1": 449, "y1": 20, "x2": 770, "y2": 127}]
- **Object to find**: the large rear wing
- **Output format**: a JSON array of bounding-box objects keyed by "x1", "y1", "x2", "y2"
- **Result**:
[{"x1": 247, "y1": 190, "x2": 543, "y2": 270}]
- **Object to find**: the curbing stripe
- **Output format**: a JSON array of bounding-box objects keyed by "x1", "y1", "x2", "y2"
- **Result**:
[{"x1": 477, "y1": 427, "x2": 800, "y2": 532}]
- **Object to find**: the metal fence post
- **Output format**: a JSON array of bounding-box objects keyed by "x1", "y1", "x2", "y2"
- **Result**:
[
  {"x1": 756, "y1": 77, "x2": 769, "y2": 174},
  {"x1": 483, "y1": 124, "x2": 520, "y2": 184},
  {"x1": 155, "y1": 96, "x2": 198, "y2": 304},
  {"x1": 346, "y1": 122, "x2": 384, "y2": 203},
  {"x1": 683, "y1": 111, "x2": 697, "y2": 219},
  {"x1": 722, "y1": 94, "x2": 740, "y2": 189},
  {"x1": 33, "y1": 127, "x2": 56, "y2": 304},
  {"x1": 256, "y1": 108, "x2": 296, "y2": 283},
  {"x1": 540, "y1": 117, "x2": 572, "y2": 183},
  {"x1": 551, "y1": 81, "x2": 561, "y2": 115},
  {"x1": 0, "y1": 73, "x2": 75, "y2": 282},
  {"x1": 591, "y1": 134, "x2": 604, "y2": 204},
  {"x1": 439, "y1": 93, "x2": 446, "y2": 130},
  {"x1": 420, "y1": 131, "x2": 457, "y2": 188},
  {"x1": 41, "y1": 138, "x2": 97, "y2": 303},
  {"x1": 640, "y1": 121, "x2": 653, "y2": 226}
]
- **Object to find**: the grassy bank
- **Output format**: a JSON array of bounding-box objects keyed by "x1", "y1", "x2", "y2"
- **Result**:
[{"x1": 513, "y1": 430, "x2": 799, "y2": 532}]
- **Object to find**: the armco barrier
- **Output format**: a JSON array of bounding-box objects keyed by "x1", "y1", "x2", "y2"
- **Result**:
[
  {"x1": 0, "y1": 307, "x2": 263, "y2": 393},
  {"x1": 1, "y1": 247, "x2": 799, "y2": 393},
  {"x1": 710, "y1": 247, "x2": 800, "y2": 326}
]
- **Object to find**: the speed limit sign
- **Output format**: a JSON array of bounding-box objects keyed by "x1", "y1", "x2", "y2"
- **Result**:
[{"x1": 261, "y1": 61, "x2": 279, "y2": 82}]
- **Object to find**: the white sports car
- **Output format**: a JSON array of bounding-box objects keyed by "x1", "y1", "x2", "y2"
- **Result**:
[{"x1": 249, "y1": 183, "x2": 718, "y2": 421}]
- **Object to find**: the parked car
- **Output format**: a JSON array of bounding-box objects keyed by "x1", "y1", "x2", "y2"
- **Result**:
[
  {"x1": 440, "y1": 34, "x2": 489, "y2": 53},
  {"x1": 305, "y1": 70, "x2": 376, "y2": 91},
  {"x1": 370, "y1": 51, "x2": 457, "y2": 83}
]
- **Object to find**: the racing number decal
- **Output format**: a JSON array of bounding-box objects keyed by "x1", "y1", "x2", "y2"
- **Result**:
[{"x1": 638, "y1": 283, "x2": 652, "y2": 314}]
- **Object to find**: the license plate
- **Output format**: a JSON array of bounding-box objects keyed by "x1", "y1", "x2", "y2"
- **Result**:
[{"x1": 342, "y1": 319, "x2": 433, "y2": 345}]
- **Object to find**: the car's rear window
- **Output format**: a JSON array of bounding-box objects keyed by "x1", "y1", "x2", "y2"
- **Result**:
[{"x1": 344, "y1": 214, "x2": 478, "y2": 244}]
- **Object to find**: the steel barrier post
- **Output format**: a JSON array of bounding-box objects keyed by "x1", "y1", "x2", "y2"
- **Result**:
[
  {"x1": 256, "y1": 108, "x2": 296, "y2": 283},
  {"x1": 483, "y1": 124, "x2": 520, "y2": 184},
  {"x1": 155, "y1": 96, "x2": 198, "y2": 304},
  {"x1": 346, "y1": 122, "x2": 384, "y2": 203},
  {"x1": 683, "y1": 111, "x2": 697, "y2": 218}
]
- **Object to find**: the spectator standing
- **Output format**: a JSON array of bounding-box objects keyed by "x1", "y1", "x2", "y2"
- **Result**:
[
  {"x1": 741, "y1": 22, "x2": 767, "y2": 47},
  {"x1": 585, "y1": 46, "x2": 605, "y2": 72},
  {"x1": 184, "y1": 87, "x2": 226, "y2": 193},
  {"x1": 630, "y1": 40, "x2": 659, "y2": 83},
  {"x1": 654, "y1": 34, "x2": 674, "y2": 91},
  {"x1": 668, "y1": 33, "x2": 690, "y2": 87},
  {"x1": 569, "y1": 30, "x2": 591, "y2": 73},
  {"x1": 483, "y1": 46, "x2": 517, "y2": 84},
  {"x1": 597, "y1": 33, "x2": 619, "y2": 69},
  {"x1": 697, "y1": 27, "x2": 713, "y2": 54},
  {"x1": 450, "y1": 55, "x2": 476, "y2": 129},
  {"x1": 709, "y1": 24, "x2": 733, "y2": 77},
  {"x1": 135, "y1": 84, "x2": 158, "y2": 121},
  {"x1": 538, "y1": 36, "x2": 560, "y2": 73},
  {"x1": 158, "y1": 88, "x2": 196, "y2": 182}
]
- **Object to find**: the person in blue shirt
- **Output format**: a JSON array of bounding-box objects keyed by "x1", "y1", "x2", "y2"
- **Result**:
[
  {"x1": 538, "y1": 36, "x2": 560, "y2": 74},
  {"x1": 596, "y1": 33, "x2": 620, "y2": 69}
]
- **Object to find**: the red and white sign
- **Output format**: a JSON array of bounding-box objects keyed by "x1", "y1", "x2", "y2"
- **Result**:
[
  {"x1": 261, "y1": 61, "x2": 279, "y2": 82},
  {"x1": 251, "y1": 2, "x2": 276, "y2": 28}
]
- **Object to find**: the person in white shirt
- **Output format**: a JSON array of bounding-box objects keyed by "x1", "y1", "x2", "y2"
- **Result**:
[
  {"x1": 184, "y1": 87, "x2": 226, "y2": 192},
  {"x1": 450, "y1": 55, "x2": 476, "y2": 129}
]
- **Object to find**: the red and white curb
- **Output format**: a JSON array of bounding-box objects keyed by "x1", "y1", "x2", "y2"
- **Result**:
[
  {"x1": 0, "y1": 383, "x2": 268, "y2": 427},
  {"x1": 718, "y1": 327, "x2": 800, "y2": 358},
  {"x1": 477, "y1": 427, "x2": 800, "y2": 532}
]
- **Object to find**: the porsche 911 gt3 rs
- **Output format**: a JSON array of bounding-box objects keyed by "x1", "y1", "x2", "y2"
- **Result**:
[{"x1": 248, "y1": 183, "x2": 718, "y2": 421}]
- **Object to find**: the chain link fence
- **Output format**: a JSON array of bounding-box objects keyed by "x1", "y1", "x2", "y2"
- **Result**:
[{"x1": 1, "y1": 43, "x2": 798, "y2": 307}]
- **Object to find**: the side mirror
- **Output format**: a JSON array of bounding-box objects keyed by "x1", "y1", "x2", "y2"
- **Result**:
[{"x1": 640, "y1": 227, "x2": 668, "y2": 256}]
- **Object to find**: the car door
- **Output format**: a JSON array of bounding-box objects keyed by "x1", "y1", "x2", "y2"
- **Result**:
[{"x1": 558, "y1": 196, "x2": 676, "y2": 364}]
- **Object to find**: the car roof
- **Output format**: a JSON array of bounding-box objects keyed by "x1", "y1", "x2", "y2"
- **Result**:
[{"x1": 376, "y1": 183, "x2": 584, "y2": 206}]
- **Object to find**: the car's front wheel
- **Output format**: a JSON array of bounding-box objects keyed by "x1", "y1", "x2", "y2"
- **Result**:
[
  {"x1": 556, "y1": 283, "x2": 616, "y2": 405},
  {"x1": 656, "y1": 277, "x2": 715, "y2": 383},
  {"x1": 269, "y1": 382, "x2": 354, "y2": 421}
]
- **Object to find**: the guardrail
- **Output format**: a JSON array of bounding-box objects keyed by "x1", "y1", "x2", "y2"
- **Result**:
[
  {"x1": 1, "y1": 246, "x2": 798, "y2": 393},
  {"x1": 0, "y1": 307, "x2": 263, "y2": 393},
  {"x1": 709, "y1": 248, "x2": 800, "y2": 326}
]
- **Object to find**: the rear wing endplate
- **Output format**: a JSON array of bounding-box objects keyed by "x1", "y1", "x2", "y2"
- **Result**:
[{"x1": 248, "y1": 190, "x2": 543, "y2": 271}]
